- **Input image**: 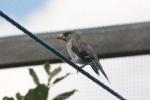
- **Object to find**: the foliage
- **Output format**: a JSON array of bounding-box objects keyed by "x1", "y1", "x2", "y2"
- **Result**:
[
  {"x1": 3, "y1": 97, "x2": 14, "y2": 100},
  {"x1": 29, "y1": 68, "x2": 40, "y2": 85},
  {"x1": 24, "y1": 84, "x2": 48, "y2": 100},
  {"x1": 53, "y1": 90, "x2": 77, "y2": 100},
  {"x1": 3, "y1": 63, "x2": 77, "y2": 100}
]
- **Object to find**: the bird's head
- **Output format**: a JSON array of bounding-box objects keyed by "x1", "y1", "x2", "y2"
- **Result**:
[{"x1": 57, "y1": 31, "x2": 76, "y2": 41}]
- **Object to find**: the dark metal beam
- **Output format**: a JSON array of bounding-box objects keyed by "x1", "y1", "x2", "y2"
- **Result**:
[{"x1": 0, "y1": 22, "x2": 150, "y2": 68}]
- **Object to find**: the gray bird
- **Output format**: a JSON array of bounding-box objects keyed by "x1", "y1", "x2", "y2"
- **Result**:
[{"x1": 57, "y1": 32, "x2": 110, "y2": 82}]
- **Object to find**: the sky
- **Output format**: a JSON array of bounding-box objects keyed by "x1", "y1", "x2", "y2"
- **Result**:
[
  {"x1": 0, "y1": 0, "x2": 47, "y2": 21},
  {"x1": 0, "y1": 0, "x2": 150, "y2": 100}
]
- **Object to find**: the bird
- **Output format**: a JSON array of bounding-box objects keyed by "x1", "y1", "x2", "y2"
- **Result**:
[{"x1": 57, "y1": 31, "x2": 110, "y2": 83}]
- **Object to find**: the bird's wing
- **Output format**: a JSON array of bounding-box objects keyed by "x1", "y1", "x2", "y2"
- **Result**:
[
  {"x1": 71, "y1": 40, "x2": 101, "y2": 73},
  {"x1": 71, "y1": 40, "x2": 110, "y2": 82},
  {"x1": 71, "y1": 40, "x2": 95, "y2": 62}
]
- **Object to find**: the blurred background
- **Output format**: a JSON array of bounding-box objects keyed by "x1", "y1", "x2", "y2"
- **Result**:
[{"x1": 0, "y1": 0, "x2": 150, "y2": 100}]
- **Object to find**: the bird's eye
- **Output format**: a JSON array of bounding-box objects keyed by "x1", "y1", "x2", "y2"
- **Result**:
[
  {"x1": 60, "y1": 35, "x2": 65, "y2": 38},
  {"x1": 57, "y1": 34, "x2": 66, "y2": 40}
]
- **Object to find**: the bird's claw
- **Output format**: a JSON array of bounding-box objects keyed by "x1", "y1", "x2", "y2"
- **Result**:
[{"x1": 76, "y1": 64, "x2": 86, "y2": 74}]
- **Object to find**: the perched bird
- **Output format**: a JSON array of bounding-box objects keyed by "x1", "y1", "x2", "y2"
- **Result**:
[{"x1": 57, "y1": 31, "x2": 110, "y2": 82}]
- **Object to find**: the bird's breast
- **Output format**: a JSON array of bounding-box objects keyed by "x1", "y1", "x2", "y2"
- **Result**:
[{"x1": 66, "y1": 41, "x2": 82, "y2": 64}]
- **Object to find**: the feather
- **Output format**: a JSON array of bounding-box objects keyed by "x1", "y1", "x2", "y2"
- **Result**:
[
  {"x1": 89, "y1": 62, "x2": 99, "y2": 75},
  {"x1": 92, "y1": 60, "x2": 110, "y2": 83}
]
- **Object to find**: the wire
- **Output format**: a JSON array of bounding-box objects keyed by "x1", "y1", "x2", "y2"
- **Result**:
[{"x1": 0, "y1": 10, "x2": 126, "y2": 100}]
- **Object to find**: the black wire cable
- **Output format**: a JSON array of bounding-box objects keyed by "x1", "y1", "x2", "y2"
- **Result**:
[{"x1": 0, "y1": 10, "x2": 126, "y2": 100}]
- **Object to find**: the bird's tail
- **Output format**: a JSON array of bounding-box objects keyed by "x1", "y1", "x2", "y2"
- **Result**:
[
  {"x1": 90, "y1": 60, "x2": 110, "y2": 83},
  {"x1": 90, "y1": 62, "x2": 99, "y2": 75}
]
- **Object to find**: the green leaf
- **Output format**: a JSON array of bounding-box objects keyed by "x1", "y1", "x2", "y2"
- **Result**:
[
  {"x1": 53, "y1": 90, "x2": 77, "y2": 100},
  {"x1": 29, "y1": 68, "x2": 40, "y2": 85},
  {"x1": 48, "y1": 67, "x2": 61, "y2": 86},
  {"x1": 3, "y1": 97, "x2": 14, "y2": 100},
  {"x1": 50, "y1": 67, "x2": 61, "y2": 78},
  {"x1": 24, "y1": 84, "x2": 49, "y2": 100},
  {"x1": 53, "y1": 73, "x2": 70, "y2": 84},
  {"x1": 49, "y1": 67, "x2": 61, "y2": 82},
  {"x1": 16, "y1": 93, "x2": 24, "y2": 100},
  {"x1": 44, "y1": 62, "x2": 51, "y2": 75}
]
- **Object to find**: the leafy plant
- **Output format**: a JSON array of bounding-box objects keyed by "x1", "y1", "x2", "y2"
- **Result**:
[
  {"x1": 53, "y1": 90, "x2": 77, "y2": 100},
  {"x1": 3, "y1": 63, "x2": 77, "y2": 100}
]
